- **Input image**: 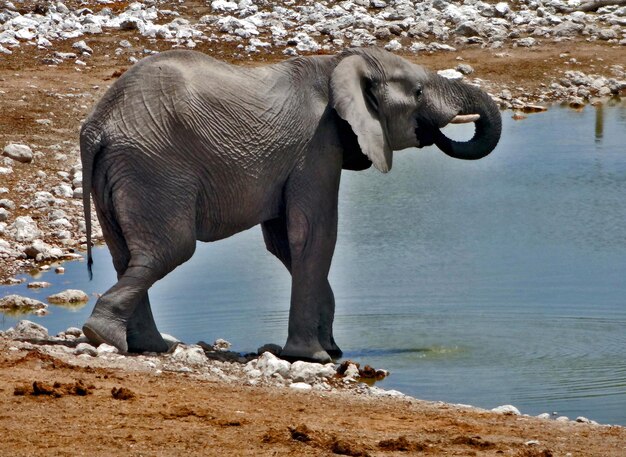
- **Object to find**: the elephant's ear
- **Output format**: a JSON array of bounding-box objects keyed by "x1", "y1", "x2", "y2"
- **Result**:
[{"x1": 330, "y1": 55, "x2": 392, "y2": 173}]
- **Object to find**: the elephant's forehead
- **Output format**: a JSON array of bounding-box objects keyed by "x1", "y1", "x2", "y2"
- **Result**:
[{"x1": 386, "y1": 61, "x2": 429, "y2": 84}]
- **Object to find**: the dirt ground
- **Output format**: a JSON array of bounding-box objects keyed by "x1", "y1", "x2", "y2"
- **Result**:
[
  {"x1": 1, "y1": 339, "x2": 626, "y2": 457},
  {"x1": 2, "y1": 15, "x2": 626, "y2": 456}
]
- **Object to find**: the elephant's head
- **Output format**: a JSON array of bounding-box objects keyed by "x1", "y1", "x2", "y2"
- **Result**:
[{"x1": 330, "y1": 48, "x2": 502, "y2": 172}]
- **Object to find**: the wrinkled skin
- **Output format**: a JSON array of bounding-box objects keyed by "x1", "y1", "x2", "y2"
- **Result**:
[{"x1": 80, "y1": 48, "x2": 501, "y2": 362}]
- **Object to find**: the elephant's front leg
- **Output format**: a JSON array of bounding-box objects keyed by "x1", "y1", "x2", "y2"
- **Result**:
[
  {"x1": 281, "y1": 180, "x2": 340, "y2": 363},
  {"x1": 317, "y1": 279, "x2": 342, "y2": 359}
]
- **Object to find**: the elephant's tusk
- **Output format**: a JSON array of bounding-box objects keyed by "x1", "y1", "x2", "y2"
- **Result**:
[{"x1": 450, "y1": 114, "x2": 480, "y2": 124}]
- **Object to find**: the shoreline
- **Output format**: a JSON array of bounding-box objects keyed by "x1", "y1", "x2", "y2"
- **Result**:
[{"x1": 2, "y1": 328, "x2": 626, "y2": 456}]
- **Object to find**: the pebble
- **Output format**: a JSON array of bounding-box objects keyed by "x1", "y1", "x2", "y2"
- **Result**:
[
  {"x1": 171, "y1": 344, "x2": 207, "y2": 366},
  {"x1": 27, "y1": 281, "x2": 52, "y2": 288},
  {"x1": 289, "y1": 382, "x2": 313, "y2": 391},
  {"x1": 96, "y1": 343, "x2": 119, "y2": 355},
  {"x1": 12, "y1": 319, "x2": 49, "y2": 339},
  {"x1": 3, "y1": 143, "x2": 34, "y2": 164},
  {"x1": 491, "y1": 404, "x2": 521, "y2": 415},
  {"x1": 75, "y1": 342, "x2": 98, "y2": 356},
  {"x1": 47, "y1": 289, "x2": 90, "y2": 304},
  {"x1": 212, "y1": 338, "x2": 231, "y2": 352},
  {"x1": 0, "y1": 297, "x2": 48, "y2": 314}
]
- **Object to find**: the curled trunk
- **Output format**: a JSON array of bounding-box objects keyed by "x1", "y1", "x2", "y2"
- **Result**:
[{"x1": 433, "y1": 82, "x2": 502, "y2": 161}]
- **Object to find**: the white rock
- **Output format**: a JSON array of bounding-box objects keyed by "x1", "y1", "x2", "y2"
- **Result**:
[
  {"x1": 537, "y1": 413, "x2": 551, "y2": 419},
  {"x1": 97, "y1": 343, "x2": 119, "y2": 355},
  {"x1": 384, "y1": 39, "x2": 402, "y2": 51},
  {"x1": 212, "y1": 338, "x2": 231, "y2": 352},
  {"x1": 72, "y1": 40, "x2": 93, "y2": 54},
  {"x1": 14, "y1": 320, "x2": 49, "y2": 339},
  {"x1": 494, "y1": 2, "x2": 510, "y2": 17},
  {"x1": 289, "y1": 382, "x2": 313, "y2": 391},
  {"x1": 32, "y1": 191, "x2": 57, "y2": 208},
  {"x1": 47, "y1": 289, "x2": 90, "y2": 304},
  {"x1": 256, "y1": 352, "x2": 291, "y2": 378},
  {"x1": 3, "y1": 143, "x2": 33, "y2": 163},
  {"x1": 171, "y1": 344, "x2": 207, "y2": 366},
  {"x1": 343, "y1": 363, "x2": 360, "y2": 380},
  {"x1": 0, "y1": 166, "x2": 13, "y2": 175},
  {"x1": 289, "y1": 360, "x2": 336, "y2": 384},
  {"x1": 64, "y1": 327, "x2": 83, "y2": 337},
  {"x1": 556, "y1": 416, "x2": 570, "y2": 422},
  {"x1": 575, "y1": 416, "x2": 591, "y2": 423},
  {"x1": 55, "y1": 267, "x2": 65, "y2": 274},
  {"x1": 8, "y1": 216, "x2": 41, "y2": 242},
  {"x1": 491, "y1": 404, "x2": 521, "y2": 415},
  {"x1": 52, "y1": 184, "x2": 73, "y2": 198},
  {"x1": 0, "y1": 208, "x2": 8, "y2": 222},
  {"x1": 0, "y1": 296, "x2": 48, "y2": 314},
  {"x1": 437, "y1": 69, "x2": 464, "y2": 80},
  {"x1": 75, "y1": 342, "x2": 98, "y2": 356},
  {"x1": 211, "y1": 0, "x2": 238, "y2": 12}
]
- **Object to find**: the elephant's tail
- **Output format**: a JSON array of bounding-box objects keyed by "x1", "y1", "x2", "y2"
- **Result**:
[{"x1": 79, "y1": 123, "x2": 103, "y2": 280}]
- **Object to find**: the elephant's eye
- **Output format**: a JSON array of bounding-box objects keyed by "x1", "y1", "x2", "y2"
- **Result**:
[{"x1": 415, "y1": 84, "x2": 423, "y2": 98}]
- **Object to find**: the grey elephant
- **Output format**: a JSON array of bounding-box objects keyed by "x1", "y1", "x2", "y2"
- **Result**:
[{"x1": 80, "y1": 47, "x2": 501, "y2": 362}]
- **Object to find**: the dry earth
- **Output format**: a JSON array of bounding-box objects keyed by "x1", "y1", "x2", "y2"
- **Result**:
[{"x1": 1, "y1": 339, "x2": 626, "y2": 457}]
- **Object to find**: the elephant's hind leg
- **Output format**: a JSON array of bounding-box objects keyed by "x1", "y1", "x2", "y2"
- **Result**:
[{"x1": 84, "y1": 183, "x2": 197, "y2": 353}]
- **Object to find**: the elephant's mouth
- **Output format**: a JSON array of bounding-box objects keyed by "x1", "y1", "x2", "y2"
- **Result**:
[{"x1": 415, "y1": 114, "x2": 480, "y2": 149}]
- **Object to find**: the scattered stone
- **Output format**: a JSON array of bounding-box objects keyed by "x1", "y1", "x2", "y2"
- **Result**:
[
  {"x1": 212, "y1": 338, "x2": 232, "y2": 352},
  {"x1": 47, "y1": 289, "x2": 90, "y2": 304},
  {"x1": 289, "y1": 360, "x2": 336, "y2": 384},
  {"x1": 3, "y1": 143, "x2": 34, "y2": 164},
  {"x1": 491, "y1": 405, "x2": 521, "y2": 415},
  {"x1": 438, "y1": 69, "x2": 464, "y2": 80},
  {"x1": 75, "y1": 342, "x2": 98, "y2": 356},
  {"x1": 55, "y1": 267, "x2": 65, "y2": 274},
  {"x1": 171, "y1": 344, "x2": 207, "y2": 366},
  {"x1": 12, "y1": 320, "x2": 49, "y2": 339},
  {"x1": 0, "y1": 296, "x2": 48, "y2": 314},
  {"x1": 97, "y1": 343, "x2": 120, "y2": 355},
  {"x1": 27, "y1": 281, "x2": 52, "y2": 289},
  {"x1": 8, "y1": 217, "x2": 41, "y2": 242},
  {"x1": 254, "y1": 352, "x2": 291, "y2": 378},
  {"x1": 289, "y1": 382, "x2": 313, "y2": 391}
]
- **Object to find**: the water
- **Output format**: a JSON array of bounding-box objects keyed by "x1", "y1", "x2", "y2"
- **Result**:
[{"x1": 2, "y1": 100, "x2": 626, "y2": 425}]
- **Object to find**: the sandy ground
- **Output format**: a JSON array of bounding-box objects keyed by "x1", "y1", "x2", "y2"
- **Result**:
[
  {"x1": 2, "y1": 10, "x2": 626, "y2": 455},
  {"x1": 2, "y1": 339, "x2": 626, "y2": 457}
]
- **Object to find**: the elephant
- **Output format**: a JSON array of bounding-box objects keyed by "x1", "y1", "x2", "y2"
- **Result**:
[{"x1": 80, "y1": 47, "x2": 501, "y2": 363}]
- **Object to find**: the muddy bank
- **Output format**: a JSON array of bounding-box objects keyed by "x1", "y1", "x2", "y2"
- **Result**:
[{"x1": 1, "y1": 328, "x2": 626, "y2": 456}]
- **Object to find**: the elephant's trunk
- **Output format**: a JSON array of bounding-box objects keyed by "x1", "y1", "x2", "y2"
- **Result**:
[{"x1": 433, "y1": 82, "x2": 502, "y2": 161}]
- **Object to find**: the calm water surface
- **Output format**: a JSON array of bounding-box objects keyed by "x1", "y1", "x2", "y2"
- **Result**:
[{"x1": 2, "y1": 101, "x2": 626, "y2": 424}]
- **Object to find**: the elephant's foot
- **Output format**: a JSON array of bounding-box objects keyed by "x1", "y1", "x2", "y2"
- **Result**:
[
  {"x1": 127, "y1": 328, "x2": 169, "y2": 353},
  {"x1": 83, "y1": 316, "x2": 128, "y2": 353},
  {"x1": 281, "y1": 339, "x2": 332, "y2": 363},
  {"x1": 318, "y1": 333, "x2": 343, "y2": 359},
  {"x1": 322, "y1": 342, "x2": 343, "y2": 360},
  {"x1": 125, "y1": 293, "x2": 169, "y2": 353},
  {"x1": 126, "y1": 318, "x2": 168, "y2": 353}
]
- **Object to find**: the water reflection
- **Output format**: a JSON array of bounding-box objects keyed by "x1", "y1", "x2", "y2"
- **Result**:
[
  {"x1": 595, "y1": 103, "x2": 604, "y2": 142},
  {"x1": 1, "y1": 100, "x2": 626, "y2": 425}
]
